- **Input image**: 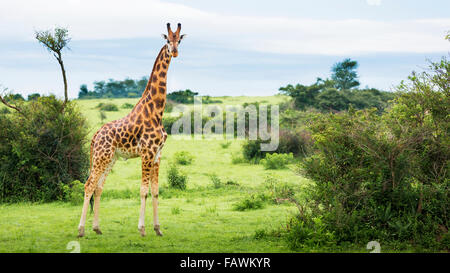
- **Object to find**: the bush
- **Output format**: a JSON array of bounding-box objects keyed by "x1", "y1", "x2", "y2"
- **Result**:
[
  {"x1": 293, "y1": 58, "x2": 449, "y2": 249},
  {"x1": 220, "y1": 142, "x2": 231, "y2": 149},
  {"x1": 263, "y1": 175, "x2": 297, "y2": 203},
  {"x1": 0, "y1": 96, "x2": 89, "y2": 202},
  {"x1": 173, "y1": 151, "x2": 194, "y2": 165},
  {"x1": 241, "y1": 129, "x2": 313, "y2": 162},
  {"x1": 277, "y1": 129, "x2": 313, "y2": 157},
  {"x1": 242, "y1": 138, "x2": 271, "y2": 162},
  {"x1": 167, "y1": 164, "x2": 187, "y2": 190},
  {"x1": 233, "y1": 194, "x2": 265, "y2": 211},
  {"x1": 99, "y1": 103, "x2": 119, "y2": 111},
  {"x1": 285, "y1": 215, "x2": 336, "y2": 251},
  {"x1": 225, "y1": 179, "x2": 240, "y2": 186},
  {"x1": 209, "y1": 174, "x2": 223, "y2": 189},
  {"x1": 62, "y1": 180, "x2": 85, "y2": 205},
  {"x1": 162, "y1": 115, "x2": 179, "y2": 134},
  {"x1": 171, "y1": 207, "x2": 181, "y2": 215},
  {"x1": 167, "y1": 89, "x2": 198, "y2": 103},
  {"x1": 261, "y1": 153, "x2": 293, "y2": 169},
  {"x1": 121, "y1": 103, "x2": 134, "y2": 109}
]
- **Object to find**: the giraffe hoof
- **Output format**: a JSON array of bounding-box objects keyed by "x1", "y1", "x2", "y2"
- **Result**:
[
  {"x1": 138, "y1": 226, "x2": 146, "y2": 237},
  {"x1": 154, "y1": 226, "x2": 163, "y2": 236},
  {"x1": 93, "y1": 227, "x2": 102, "y2": 235},
  {"x1": 78, "y1": 226, "x2": 85, "y2": 238}
]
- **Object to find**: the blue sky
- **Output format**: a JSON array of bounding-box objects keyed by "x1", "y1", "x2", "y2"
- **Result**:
[{"x1": 0, "y1": 0, "x2": 449, "y2": 99}]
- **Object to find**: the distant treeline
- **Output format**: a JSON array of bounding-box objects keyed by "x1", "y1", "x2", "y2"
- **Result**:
[
  {"x1": 1, "y1": 93, "x2": 41, "y2": 102},
  {"x1": 279, "y1": 58, "x2": 396, "y2": 113},
  {"x1": 78, "y1": 77, "x2": 148, "y2": 99},
  {"x1": 77, "y1": 76, "x2": 221, "y2": 103},
  {"x1": 279, "y1": 79, "x2": 395, "y2": 113}
]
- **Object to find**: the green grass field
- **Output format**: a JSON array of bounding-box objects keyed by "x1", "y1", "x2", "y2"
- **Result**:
[{"x1": 0, "y1": 95, "x2": 376, "y2": 253}]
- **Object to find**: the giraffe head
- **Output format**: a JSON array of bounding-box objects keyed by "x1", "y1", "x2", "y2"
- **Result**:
[{"x1": 162, "y1": 23, "x2": 185, "y2": 58}]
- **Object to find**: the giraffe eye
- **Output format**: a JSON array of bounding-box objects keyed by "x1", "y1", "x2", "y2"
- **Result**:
[{"x1": 178, "y1": 40, "x2": 181, "y2": 44}]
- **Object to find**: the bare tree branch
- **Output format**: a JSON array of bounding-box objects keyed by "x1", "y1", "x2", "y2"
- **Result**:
[{"x1": 0, "y1": 86, "x2": 24, "y2": 115}]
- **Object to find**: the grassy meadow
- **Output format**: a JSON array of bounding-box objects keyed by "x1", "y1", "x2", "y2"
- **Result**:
[
  {"x1": 0, "y1": 95, "x2": 307, "y2": 253},
  {"x1": 0, "y1": 95, "x2": 402, "y2": 253}
]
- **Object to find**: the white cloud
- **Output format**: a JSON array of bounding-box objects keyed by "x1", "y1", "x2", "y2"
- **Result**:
[
  {"x1": 366, "y1": 0, "x2": 382, "y2": 6},
  {"x1": 0, "y1": 0, "x2": 449, "y2": 55}
]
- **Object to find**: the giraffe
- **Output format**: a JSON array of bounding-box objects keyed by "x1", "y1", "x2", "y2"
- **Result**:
[{"x1": 78, "y1": 23, "x2": 186, "y2": 238}]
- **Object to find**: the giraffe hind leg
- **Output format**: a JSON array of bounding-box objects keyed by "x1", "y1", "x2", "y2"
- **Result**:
[
  {"x1": 78, "y1": 172, "x2": 100, "y2": 237},
  {"x1": 78, "y1": 153, "x2": 115, "y2": 237},
  {"x1": 92, "y1": 158, "x2": 116, "y2": 235}
]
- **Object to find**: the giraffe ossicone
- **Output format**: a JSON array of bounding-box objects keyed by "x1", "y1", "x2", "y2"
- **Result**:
[{"x1": 77, "y1": 23, "x2": 186, "y2": 238}]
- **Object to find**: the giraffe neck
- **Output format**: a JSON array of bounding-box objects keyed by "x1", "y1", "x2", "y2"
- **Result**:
[{"x1": 132, "y1": 45, "x2": 172, "y2": 122}]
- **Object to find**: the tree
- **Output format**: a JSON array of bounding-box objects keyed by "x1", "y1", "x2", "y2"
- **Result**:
[
  {"x1": 78, "y1": 84, "x2": 89, "y2": 98},
  {"x1": 35, "y1": 27, "x2": 71, "y2": 108},
  {"x1": 279, "y1": 78, "x2": 334, "y2": 110},
  {"x1": 27, "y1": 93, "x2": 41, "y2": 101},
  {"x1": 331, "y1": 58, "x2": 360, "y2": 90}
]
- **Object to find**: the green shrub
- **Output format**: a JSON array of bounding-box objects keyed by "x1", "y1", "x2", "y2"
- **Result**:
[
  {"x1": 162, "y1": 115, "x2": 179, "y2": 134},
  {"x1": 209, "y1": 174, "x2": 223, "y2": 189},
  {"x1": 242, "y1": 138, "x2": 270, "y2": 162},
  {"x1": 242, "y1": 129, "x2": 313, "y2": 162},
  {"x1": 0, "y1": 96, "x2": 89, "y2": 202},
  {"x1": 260, "y1": 153, "x2": 293, "y2": 169},
  {"x1": 285, "y1": 215, "x2": 336, "y2": 251},
  {"x1": 220, "y1": 142, "x2": 232, "y2": 149},
  {"x1": 167, "y1": 89, "x2": 198, "y2": 103},
  {"x1": 253, "y1": 229, "x2": 268, "y2": 240},
  {"x1": 167, "y1": 164, "x2": 187, "y2": 190},
  {"x1": 233, "y1": 194, "x2": 265, "y2": 211},
  {"x1": 225, "y1": 179, "x2": 240, "y2": 186},
  {"x1": 95, "y1": 102, "x2": 104, "y2": 108},
  {"x1": 171, "y1": 207, "x2": 181, "y2": 215},
  {"x1": 173, "y1": 151, "x2": 194, "y2": 165},
  {"x1": 294, "y1": 57, "x2": 449, "y2": 248},
  {"x1": 263, "y1": 175, "x2": 296, "y2": 203},
  {"x1": 121, "y1": 103, "x2": 134, "y2": 109},
  {"x1": 62, "y1": 180, "x2": 85, "y2": 205},
  {"x1": 99, "y1": 103, "x2": 119, "y2": 111},
  {"x1": 277, "y1": 129, "x2": 313, "y2": 157}
]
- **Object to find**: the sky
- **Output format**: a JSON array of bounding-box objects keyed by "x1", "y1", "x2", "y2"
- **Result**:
[{"x1": 0, "y1": 0, "x2": 449, "y2": 99}]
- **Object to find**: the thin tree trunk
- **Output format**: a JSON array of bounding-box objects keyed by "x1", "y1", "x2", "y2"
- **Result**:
[{"x1": 57, "y1": 53, "x2": 68, "y2": 109}]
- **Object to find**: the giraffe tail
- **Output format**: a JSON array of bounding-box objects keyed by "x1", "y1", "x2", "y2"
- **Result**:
[{"x1": 88, "y1": 131, "x2": 99, "y2": 214}]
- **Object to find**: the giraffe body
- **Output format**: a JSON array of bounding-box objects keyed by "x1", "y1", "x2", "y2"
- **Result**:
[{"x1": 78, "y1": 23, "x2": 184, "y2": 237}]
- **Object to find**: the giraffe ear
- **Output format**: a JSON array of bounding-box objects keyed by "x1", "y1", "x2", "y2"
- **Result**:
[
  {"x1": 180, "y1": 34, "x2": 187, "y2": 40},
  {"x1": 161, "y1": 34, "x2": 168, "y2": 40}
]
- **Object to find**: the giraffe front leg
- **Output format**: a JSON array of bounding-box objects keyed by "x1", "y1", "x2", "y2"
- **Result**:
[
  {"x1": 138, "y1": 155, "x2": 152, "y2": 237},
  {"x1": 151, "y1": 161, "x2": 163, "y2": 236},
  {"x1": 138, "y1": 184, "x2": 149, "y2": 237}
]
